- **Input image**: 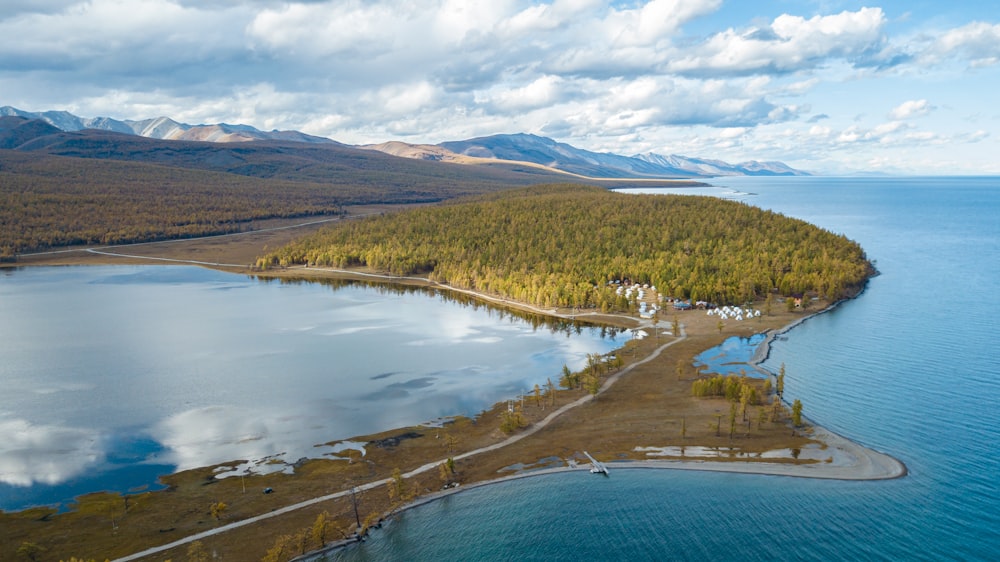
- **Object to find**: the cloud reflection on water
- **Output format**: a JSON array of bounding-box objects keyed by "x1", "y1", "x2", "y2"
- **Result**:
[
  {"x1": 0, "y1": 419, "x2": 103, "y2": 486},
  {"x1": 1, "y1": 267, "x2": 624, "y2": 508}
]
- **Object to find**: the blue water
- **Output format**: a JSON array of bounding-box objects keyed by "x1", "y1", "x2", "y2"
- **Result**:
[
  {"x1": 325, "y1": 177, "x2": 1000, "y2": 561},
  {"x1": 693, "y1": 333, "x2": 768, "y2": 377},
  {"x1": 0, "y1": 268, "x2": 623, "y2": 510}
]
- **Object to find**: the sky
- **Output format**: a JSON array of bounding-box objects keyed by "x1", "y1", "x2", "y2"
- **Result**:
[{"x1": 1, "y1": 0, "x2": 998, "y2": 174}]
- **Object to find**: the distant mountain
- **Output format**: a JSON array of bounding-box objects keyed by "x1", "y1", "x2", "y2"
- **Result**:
[
  {"x1": 0, "y1": 106, "x2": 337, "y2": 145},
  {"x1": 0, "y1": 116, "x2": 577, "y2": 204},
  {"x1": 437, "y1": 133, "x2": 688, "y2": 178},
  {"x1": 633, "y1": 152, "x2": 807, "y2": 177},
  {"x1": 437, "y1": 133, "x2": 807, "y2": 178},
  {"x1": 1, "y1": 106, "x2": 808, "y2": 177}
]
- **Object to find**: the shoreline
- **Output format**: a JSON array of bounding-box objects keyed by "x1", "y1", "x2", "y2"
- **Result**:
[
  {"x1": 7, "y1": 254, "x2": 906, "y2": 560},
  {"x1": 100, "y1": 277, "x2": 904, "y2": 561},
  {"x1": 303, "y1": 430, "x2": 906, "y2": 559}
]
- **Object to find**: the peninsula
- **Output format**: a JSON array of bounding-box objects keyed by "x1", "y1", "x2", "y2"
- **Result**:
[{"x1": 2, "y1": 183, "x2": 904, "y2": 562}]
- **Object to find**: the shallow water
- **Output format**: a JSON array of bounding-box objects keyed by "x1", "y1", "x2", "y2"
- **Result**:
[{"x1": 692, "y1": 333, "x2": 769, "y2": 376}]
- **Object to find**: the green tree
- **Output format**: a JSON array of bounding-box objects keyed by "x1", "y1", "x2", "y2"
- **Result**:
[
  {"x1": 587, "y1": 353, "x2": 603, "y2": 377},
  {"x1": 261, "y1": 534, "x2": 293, "y2": 562},
  {"x1": 770, "y1": 396, "x2": 783, "y2": 422},
  {"x1": 500, "y1": 408, "x2": 527, "y2": 434},
  {"x1": 5, "y1": 180, "x2": 874, "y2": 303},
  {"x1": 672, "y1": 314, "x2": 681, "y2": 336},
  {"x1": 739, "y1": 384, "x2": 753, "y2": 421},
  {"x1": 311, "y1": 512, "x2": 330, "y2": 548},
  {"x1": 791, "y1": 399, "x2": 804, "y2": 426},
  {"x1": 776, "y1": 364, "x2": 786, "y2": 397},
  {"x1": 293, "y1": 530, "x2": 309, "y2": 555},
  {"x1": 387, "y1": 467, "x2": 410, "y2": 506},
  {"x1": 584, "y1": 372, "x2": 601, "y2": 400},
  {"x1": 559, "y1": 364, "x2": 575, "y2": 389}
]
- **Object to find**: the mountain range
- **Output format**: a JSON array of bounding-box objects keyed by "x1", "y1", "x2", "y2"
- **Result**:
[{"x1": 0, "y1": 106, "x2": 808, "y2": 178}]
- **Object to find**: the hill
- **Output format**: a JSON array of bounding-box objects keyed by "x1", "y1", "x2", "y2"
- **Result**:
[
  {"x1": 260, "y1": 184, "x2": 872, "y2": 308},
  {"x1": 1, "y1": 116, "x2": 701, "y2": 256},
  {"x1": 0, "y1": 119, "x2": 585, "y2": 256},
  {"x1": 4, "y1": 124, "x2": 565, "y2": 189},
  {"x1": 0, "y1": 115, "x2": 62, "y2": 148}
]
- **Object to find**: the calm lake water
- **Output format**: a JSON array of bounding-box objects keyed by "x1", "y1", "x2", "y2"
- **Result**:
[
  {"x1": 325, "y1": 176, "x2": 1000, "y2": 561},
  {"x1": 0, "y1": 269, "x2": 624, "y2": 510}
]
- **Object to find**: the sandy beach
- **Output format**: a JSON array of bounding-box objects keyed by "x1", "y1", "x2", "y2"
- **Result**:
[{"x1": 623, "y1": 425, "x2": 906, "y2": 480}]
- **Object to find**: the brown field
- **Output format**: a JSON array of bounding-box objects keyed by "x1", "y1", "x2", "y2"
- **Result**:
[{"x1": 2, "y1": 218, "x2": 867, "y2": 562}]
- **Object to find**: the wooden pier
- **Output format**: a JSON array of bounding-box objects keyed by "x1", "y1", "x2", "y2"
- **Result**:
[{"x1": 583, "y1": 451, "x2": 608, "y2": 475}]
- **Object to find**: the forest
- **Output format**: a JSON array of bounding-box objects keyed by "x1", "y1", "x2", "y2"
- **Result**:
[
  {"x1": 0, "y1": 149, "x2": 549, "y2": 256},
  {"x1": 0, "y1": 152, "x2": 349, "y2": 256},
  {"x1": 0, "y1": 121, "x2": 558, "y2": 257},
  {"x1": 258, "y1": 184, "x2": 875, "y2": 309},
  {"x1": 0, "y1": 119, "x2": 702, "y2": 258}
]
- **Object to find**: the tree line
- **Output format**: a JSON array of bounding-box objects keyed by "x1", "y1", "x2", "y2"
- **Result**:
[{"x1": 259, "y1": 184, "x2": 875, "y2": 309}]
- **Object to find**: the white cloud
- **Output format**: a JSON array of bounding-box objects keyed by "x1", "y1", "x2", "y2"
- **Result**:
[
  {"x1": 888, "y1": 99, "x2": 933, "y2": 120},
  {"x1": 0, "y1": 0, "x2": 244, "y2": 63},
  {"x1": 487, "y1": 75, "x2": 566, "y2": 110},
  {"x1": 669, "y1": 7, "x2": 887, "y2": 75},
  {"x1": 925, "y1": 21, "x2": 1000, "y2": 68},
  {"x1": 1, "y1": 1, "x2": 998, "y2": 173}
]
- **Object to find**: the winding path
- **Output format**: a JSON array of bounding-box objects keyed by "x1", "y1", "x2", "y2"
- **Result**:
[{"x1": 111, "y1": 330, "x2": 688, "y2": 561}]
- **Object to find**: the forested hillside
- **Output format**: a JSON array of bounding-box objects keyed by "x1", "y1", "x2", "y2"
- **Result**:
[
  {"x1": 0, "y1": 152, "x2": 351, "y2": 255},
  {"x1": 0, "y1": 117, "x2": 544, "y2": 256},
  {"x1": 0, "y1": 119, "x2": 694, "y2": 257},
  {"x1": 259, "y1": 184, "x2": 874, "y2": 308}
]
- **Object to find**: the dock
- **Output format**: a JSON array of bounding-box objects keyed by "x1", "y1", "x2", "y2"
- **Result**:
[{"x1": 583, "y1": 451, "x2": 608, "y2": 475}]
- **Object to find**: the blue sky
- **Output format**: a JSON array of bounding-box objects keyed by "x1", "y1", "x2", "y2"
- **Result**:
[{"x1": 1, "y1": 1, "x2": 998, "y2": 174}]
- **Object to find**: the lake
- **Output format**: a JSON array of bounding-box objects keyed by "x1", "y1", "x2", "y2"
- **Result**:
[
  {"x1": 323, "y1": 176, "x2": 1000, "y2": 561},
  {"x1": 0, "y1": 268, "x2": 624, "y2": 510}
]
